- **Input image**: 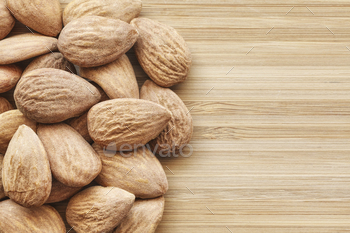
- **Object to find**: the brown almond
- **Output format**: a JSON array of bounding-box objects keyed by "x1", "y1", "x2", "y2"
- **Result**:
[
  {"x1": 0, "y1": 96, "x2": 13, "y2": 114},
  {"x1": 58, "y1": 16, "x2": 138, "y2": 67},
  {"x1": 0, "y1": 64, "x2": 22, "y2": 93},
  {"x1": 0, "y1": 153, "x2": 5, "y2": 200},
  {"x1": 22, "y1": 52, "x2": 77, "y2": 76},
  {"x1": 131, "y1": 18, "x2": 192, "y2": 87},
  {"x1": 141, "y1": 80, "x2": 193, "y2": 154},
  {"x1": 2, "y1": 125, "x2": 51, "y2": 207},
  {"x1": 0, "y1": 0, "x2": 15, "y2": 40},
  {"x1": 66, "y1": 186, "x2": 135, "y2": 233},
  {"x1": 37, "y1": 123, "x2": 102, "y2": 187},
  {"x1": 63, "y1": 0, "x2": 142, "y2": 26},
  {"x1": 87, "y1": 99, "x2": 172, "y2": 150},
  {"x1": 80, "y1": 54, "x2": 139, "y2": 99},
  {"x1": 0, "y1": 199, "x2": 66, "y2": 233},
  {"x1": 14, "y1": 68, "x2": 101, "y2": 123},
  {"x1": 5, "y1": 0, "x2": 62, "y2": 37},
  {"x1": 0, "y1": 109, "x2": 36, "y2": 154},
  {"x1": 94, "y1": 144, "x2": 168, "y2": 199},
  {"x1": 114, "y1": 196, "x2": 165, "y2": 233},
  {"x1": 0, "y1": 33, "x2": 58, "y2": 65},
  {"x1": 45, "y1": 178, "x2": 82, "y2": 204}
]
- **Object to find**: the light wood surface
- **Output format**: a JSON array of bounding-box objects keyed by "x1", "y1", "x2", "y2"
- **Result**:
[{"x1": 2, "y1": 0, "x2": 350, "y2": 232}]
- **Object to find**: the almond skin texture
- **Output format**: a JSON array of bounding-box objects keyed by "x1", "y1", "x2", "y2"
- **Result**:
[
  {"x1": 131, "y1": 18, "x2": 192, "y2": 87},
  {"x1": 2, "y1": 125, "x2": 51, "y2": 207},
  {"x1": 66, "y1": 186, "x2": 135, "y2": 233},
  {"x1": 0, "y1": 33, "x2": 58, "y2": 64},
  {"x1": 114, "y1": 196, "x2": 165, "y2": 233},
  {"x1": 45, "y1": 178, "x2": 82, "y2": 204},
  {"x1": 5, "y1": 0, "x2": 62, "y2": 37},
  {"x1": 94, "y1": 144, "x2": 168, "y2": 199},
  {"x1": 0, "y1": 97, "x2": 13, "y2": 114},
  {"x1": 88, "y1": 99, "x2": 172, "y2": 150},
  {"x1": 22, "y1": 52, "x2": 77, "y2": 76},
  {"x1": 0, "y1": 0, "x2": 15, "y2": 40},
  {"x1": 58, "y1": 16, "x2": 139, "y2": 67},
  {"x1": 0, "y1": 154, "x2": 5, "y2": 200},
  {"x1": 0, "y1": 64, "x2": 22, "y2": 93},
  {"x1": 80, "y1": 54, "x2": 139, "y2": 99},
  {"x1": 0, "y1": 109, "x2": 37, "y2": 154},
  {"x1": 0, "y1": 199, "x2": 66, "y2": 233},
  {"x1": 37, "y1": 123, "x2": 102, "y2": 187},
  {"x1": 14, "y1": 68, "x2": 101, "y2": 123},
  {"x1": 141, "y1": 80, "x2": 193, "y2": 154},
  {"x1": 63, "y1": 0, "x2": 142, "y2": 26}
]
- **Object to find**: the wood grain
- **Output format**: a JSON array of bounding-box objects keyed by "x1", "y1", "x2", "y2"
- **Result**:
[{"x1": 1, "y1": 0, "x2": 350, "y2": 232}]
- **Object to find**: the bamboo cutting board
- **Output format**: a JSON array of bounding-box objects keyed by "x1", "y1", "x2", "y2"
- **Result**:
[{"x1": 2, "y1": 0, "x2": 350, "y2": 232}]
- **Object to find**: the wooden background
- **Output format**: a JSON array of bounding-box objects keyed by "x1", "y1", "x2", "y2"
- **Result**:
[{"x1": 3, "y1": 0, "x2": 350, "y2": 232}]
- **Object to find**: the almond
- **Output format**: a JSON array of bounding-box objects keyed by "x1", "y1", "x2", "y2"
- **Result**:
[
  {"x1": 0, "y1": 64, "x2": 22, "y2": 93},
  {"x1": 114, "y1": 196, "x2": 165, "y2": 233},
  {"x1": 66, "y1": 186, "x2": 135, "y2": 233},
  {"x1": 0, "y1": 0, "x2": 15, "y2": 40},
  {"x1": 37, "y1": 123, "x2": 102, "y2": 187},
  {"x1": 5, "y1": 0, "x2": 62, "y2": 36},
  {"x1": 80, "y1": 54, "x2": 139, "y2": 99},
  {"x1": 0, "y1": 199, "x2": 66, "y2": 232},
  {"x1": 94, "y1": 144, "x2": 168, "y2": 199},
  {"x1": 0, "y1": 153, "x2": 5, "y2": 200},
  {"x1": 0, "y1": 33, "x2": 58, "y2": 65},
  {"x1": 0, "y1": 109, "x2": 36, "y2": 154},
  {"x1": 58, "y1": 16, "x2": 139, "y2": 67},
  {"x1": 87, "y1": 99, "x2": 172, "y2": 150},
  {"x1": 141, "y1": 80, "x2": 193, "y2": 154},
  {"x1": 14, "y1": 68, "x2": 101, "y2": 123},
  {"x1": 131, "y1": 17, "x2": 192, "y2": 87},
  {"x1": 0, "y1": 96, "x2": 13, "y2": 114},
  {"x1": 2, "y1": 125, "x2": 51, "y2": 207},
  {"x1": 22, "y1": 52, "x2": 77, "y2": 76},
  {"x1": 63, "y1": 0, "x2": 142, "y2": 26},
  {"x1": 45, "y1": 178, "x2": 82, "y2": 204}
]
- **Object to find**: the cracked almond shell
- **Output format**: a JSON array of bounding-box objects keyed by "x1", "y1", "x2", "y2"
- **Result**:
[
  {"x1": 131, "y1": 17, "x2": 192, "y2": 87},
  {"x1": 14, "y1": 68, "x2": 101, "y2": 123},
  {"x1": 0, "y1": 97, "x2": 13, "y2": 114},
  {"x1": 80, "y1": 54, "x2": 139, "y2": 99},
  {"x1": 37, "y1": 123, "x2": 102, "y2": 188},
  {"x1": 87, "y1": 98, "x2": 172, "y2": 150},
  {"x1": 22, "y1": 52, "x2": 76, "y2": 76},
  {"x1": 94, "y1": 144, "x2": 168, "y2": 199},
  {"x1": 0, "y1": 64, "x2": 22, "y2": 93},
  {"x1": 0, "y1": 199, "x2": 66, "y2": 232},
  {"x1": 114, "y1": 196, "x2": 165, "y2": 233},
  {"x1": 0, "y1": 0, "x2": 15, "y2": 40},
  {"x1": 0, "y1": 109, "x2": 37, "y2": 154},
  {"x1": 58, "y1": 16, "x2": 139, "y2": 67},
  {"x1": 66, "y1": 186, "x2": 135, "y2": 233},
  {"x1": 2, "y1": 125, "x2": 51, "y2": 207},
  {"x1": 63, "y1": 0, "x2": 142, "y2": 26},
  {"x1": 141, "y1": 80, "x2": 193, "y2": 154},
  {"x1": 0, "y1": 33, "x2": 58, "y2": 65},
  {"x1": 5, "y1": 0, "x2": 62, "y2": 36}
]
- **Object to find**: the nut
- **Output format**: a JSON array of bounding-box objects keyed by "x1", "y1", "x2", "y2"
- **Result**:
[
  {"x1": 58, "y1": 16, "x2": 139, "y2": 67},
  {"x1": 46, "y1": 178, "x2": 82, "y2": 204},
  {"x1": 37, "y1": 123, "x2": 102, "y2": 188},
  {"x1": 15, "y1": 68, "x2": 101, "y2": 123},
  {"x1": 131, "y1": 17, "x2": 192, "y2": 87},
  {"x1": 0, "y1": 0, "x2": 15, "y2": 40},
  {"x1": 0, "y1": 96, "x2": 13, "y2": 114},
  {"x1": 2, "y1": 125, "x2": 51, "y2": 207},
  {"x1": 87, "y1": 98, "x2": 172, "y2": 150},
  {"x1": 0, "y1": 153, "x2": 5, "y2": 200},
  {"x1": 63, "y1": 0, "x2": 142, "y2": 25},
  {"x1": 94, "y1": 144, "x2": 168, "y2": 199},
  {"x1": 0, "y1": 64, "x2": 22, "y2": 93}
]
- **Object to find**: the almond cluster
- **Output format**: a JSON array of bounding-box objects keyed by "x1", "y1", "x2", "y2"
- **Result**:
[{"x1": 0, "y1": 0, "x2": 193, "y2": 232}]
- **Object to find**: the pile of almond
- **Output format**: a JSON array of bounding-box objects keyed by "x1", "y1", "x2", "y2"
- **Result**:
[{"x1": 0, "y1": 0, "x2": 193, "y2": 232}]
